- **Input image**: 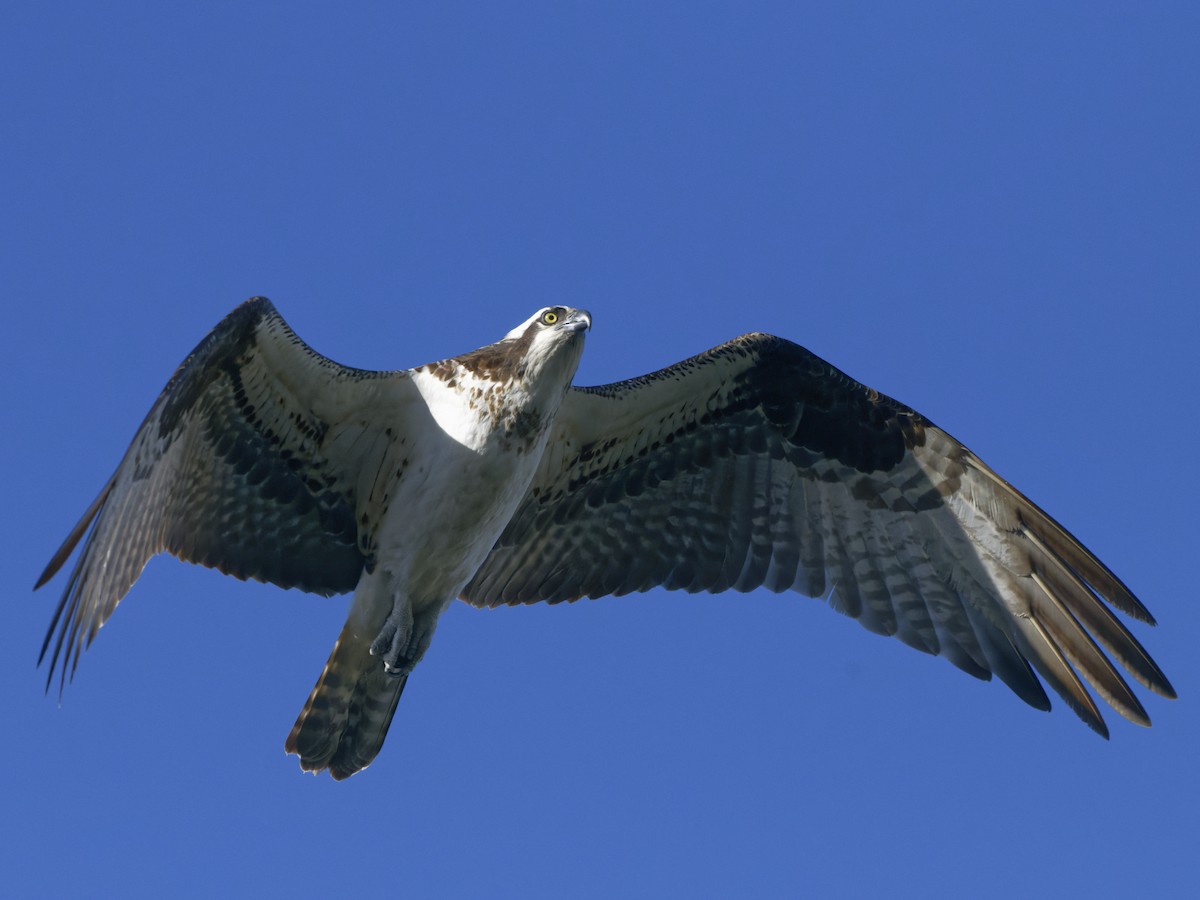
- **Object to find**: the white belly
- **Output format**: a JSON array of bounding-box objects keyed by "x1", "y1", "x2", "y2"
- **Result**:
[{"x1": 367, "y1": 369, "x2": 555, "y2": 612}]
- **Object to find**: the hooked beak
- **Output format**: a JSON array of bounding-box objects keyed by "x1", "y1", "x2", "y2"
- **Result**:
[{"x1": 563, "y1": 308, "x2": 592, "y2": 334}]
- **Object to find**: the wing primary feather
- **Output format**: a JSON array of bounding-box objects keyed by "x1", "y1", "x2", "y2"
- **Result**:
[
  {"x1": 1021, "y1": 529, "x2": 1175, "y2": 699},
  {"x1": 956, "y1": 591, "x2": 1052, "y2": 712},
  {"x1": 1009, "y1": 613, "x2": 1109, "y2": 737},
  {"x1": 970, "y1": 460, "x2": 1154, "y2": 624},
  {"x1": 1028, "y1": 571, "x2": 1149, "y2": 726},
  {"x1": 40, "y1": 551, "x2": 87, "y2": 694},
  {"x1": 34, "y1": 477, "x2": 116, "y2": 590}
]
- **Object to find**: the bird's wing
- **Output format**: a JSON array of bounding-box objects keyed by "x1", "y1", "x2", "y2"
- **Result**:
[
  {"x1": 463, "y1": 333, "x2": 1174, "y2": 734},
  {"x1": 37, "y1": 297, "x2": 418, "y2": 690}
]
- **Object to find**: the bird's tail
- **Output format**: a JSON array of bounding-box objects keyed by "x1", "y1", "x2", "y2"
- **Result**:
[{"x1": 284, "y1": 618, "x2": 407, "y2": 780}]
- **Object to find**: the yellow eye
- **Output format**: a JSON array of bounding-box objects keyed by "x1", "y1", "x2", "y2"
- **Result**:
[{"x1": 541, "y1": 310, "x2": 559, "y2": 325}]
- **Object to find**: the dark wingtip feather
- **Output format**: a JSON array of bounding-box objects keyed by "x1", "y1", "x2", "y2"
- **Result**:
[
  {"x1": 976, "y1": 462, "x2": 1156, "y2": 625},
  {"x1": 36, "y1": 479, "x2": 118, "y2": 698},
  {"x1": 1156, "y1": 678, "x2": 1178, "y2": 702},
  {"x1": 1084, "y1": 712, "x2": 1111, "y2": 740},
  {"x1": 34, "y1": 478, "x2": 115, "y2": 591}
]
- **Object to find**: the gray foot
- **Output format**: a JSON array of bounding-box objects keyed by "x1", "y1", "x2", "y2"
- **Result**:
[
  {"x1": 370, "y1": 605, "x2": 439, "y2": 676},
  {"x1": 370, "y1": 602, "x2": 414, "y2": 674}
]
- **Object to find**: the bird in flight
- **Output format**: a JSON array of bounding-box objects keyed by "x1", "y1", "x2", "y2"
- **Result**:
[{"x1": 37, "y1": 298, "x2": 1174, "y2": 778}]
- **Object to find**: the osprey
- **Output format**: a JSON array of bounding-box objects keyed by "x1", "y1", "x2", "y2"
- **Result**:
[{"x1": 37, "y1": 298, "x2": 1174, "y2": 779}]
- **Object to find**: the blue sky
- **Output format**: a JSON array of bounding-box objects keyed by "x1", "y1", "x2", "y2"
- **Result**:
[{"x1": 4, "y1": 3, "x2": 1198, "y2": 897}]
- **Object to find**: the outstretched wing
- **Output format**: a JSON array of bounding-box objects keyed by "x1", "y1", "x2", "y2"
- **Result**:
[
  {"x1": 463, "y1": 333, "x2": 1175, "y2": 735},
  {"x1": 36, "y1": 297, "x2": 417, "y2": 690}
]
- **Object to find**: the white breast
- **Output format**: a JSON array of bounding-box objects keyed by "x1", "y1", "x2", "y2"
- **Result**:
[{"x1": 369, "y1": 367, "x2": 554, "y2": 607}]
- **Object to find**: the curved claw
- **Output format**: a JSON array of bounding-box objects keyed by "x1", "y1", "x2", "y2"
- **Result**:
[{"x1": 369, "y1": 602, "x2": 439, "y2": 676}]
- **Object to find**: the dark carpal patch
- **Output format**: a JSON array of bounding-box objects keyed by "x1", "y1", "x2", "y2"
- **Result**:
[
  {"x1": 157, "y1": 297, "x2": 270, "y2": 438},
  {"x1": 743, "y1": 337, "x2": 928, "y2": 475}
]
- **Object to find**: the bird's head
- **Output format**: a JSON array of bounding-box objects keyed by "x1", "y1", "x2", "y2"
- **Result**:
[
  {"x1": 498, "y1": 305, "x2": 592, "y2": 387},
  {"x1": 503, "y1": 306, "x2": 592, "y2": 341}
]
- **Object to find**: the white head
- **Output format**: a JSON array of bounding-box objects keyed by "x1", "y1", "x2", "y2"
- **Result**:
[
  {"x1": 492, "y1": 306, "x2": 592, "y2": 396},
  {"x1": 503, "y1": 306, "x2": 592, "y2": 341}
]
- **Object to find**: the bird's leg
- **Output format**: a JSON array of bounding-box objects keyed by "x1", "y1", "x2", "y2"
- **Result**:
[
  {"x1": 369, "y1": 595, "x2": 441, "y2": 676},
  {"x1": 369, "y1": 592, "x2": 414, "y2": 675}
]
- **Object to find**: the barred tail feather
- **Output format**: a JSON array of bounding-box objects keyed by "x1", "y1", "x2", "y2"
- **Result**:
[{"x1": 285, "y1": 621, "x2": 407, "y2": 780}]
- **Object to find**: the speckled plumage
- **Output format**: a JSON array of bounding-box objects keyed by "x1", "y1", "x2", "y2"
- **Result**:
[{"x1": 37, "y1": 299, "x2": 1173, "y2": 779}]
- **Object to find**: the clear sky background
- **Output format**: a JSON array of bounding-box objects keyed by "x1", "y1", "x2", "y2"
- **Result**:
[{"x1": 3, "y1": 3, "x2": 1198, "y2": 897}]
